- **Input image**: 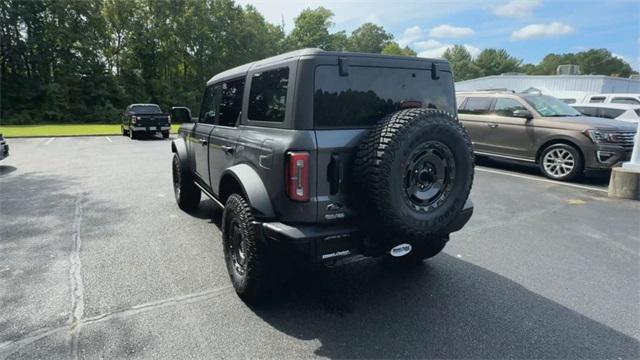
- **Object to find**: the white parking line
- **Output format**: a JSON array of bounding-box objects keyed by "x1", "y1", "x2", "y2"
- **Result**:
[
  {"x1": 44, "y1": 137, "x2": 54, "y2": 145},
  {"x1": 105, "y1": 136, "x2": 112, "y2": 143},
  {"x1": 475, "y1": 166, "x2": 608, "y2": 193}
]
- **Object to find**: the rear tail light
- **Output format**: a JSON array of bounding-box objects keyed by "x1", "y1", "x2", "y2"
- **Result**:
[
  {"x1": 168, "y1": 115, "x2": 171, "y2": 124},
  {"x1": 286, "y1": 151, "x2": 310, "y2": 202},
  {"x1": 131, "y1": 115, "x2": 139, "y2": 124}
]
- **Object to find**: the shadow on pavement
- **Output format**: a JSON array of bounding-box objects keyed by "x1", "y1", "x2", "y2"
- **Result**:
[
  {"x1": 251, "y1": 254, "x2": 639, "y2": 359},
  {"x1": 0, "y1": 165, "x2": 17, "y2": 176},
  {"x1": 0, "y1": 171, "x2": 138, "y2": 355},
  {"x1": 475, "y1": 156, "x2": 610, "y2": 187}
]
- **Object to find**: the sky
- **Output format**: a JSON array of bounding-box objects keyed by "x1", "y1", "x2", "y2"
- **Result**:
[{"x1": 235, "y1": 0, "x2": 640, "y2": 70}]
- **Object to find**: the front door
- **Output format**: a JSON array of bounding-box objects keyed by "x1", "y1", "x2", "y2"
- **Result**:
[
  {"x1": 483, "y1": 97, "x2": 534, "y2": 159},
  {"x1": 208, "y1": 78, "x2": 245, "y2": 194},
  {"x1": 193, "y1": 84, "x2": 221, "y2": 187}
]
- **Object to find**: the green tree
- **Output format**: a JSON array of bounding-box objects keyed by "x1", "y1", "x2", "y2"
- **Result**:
[
  {"x1": 347, "y1": 22, "x2": 393, "y2": 53},
  {"x1": 443, "y1": 45, "x2": 480, "y2": 81},
  {"x1": 473, "y1": 48, "x2": 522, "y2": 77},
  {"x1": 381, "y1": 42, "x2": 416, "y2": 56},
  {"x1": 285, "y1": 7, "x2": 337, "y2": 50}
]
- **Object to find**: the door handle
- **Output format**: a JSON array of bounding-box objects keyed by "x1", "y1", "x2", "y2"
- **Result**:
[
  {"x1": 488, "y1": 123, "x2": 499, "y2": 128},
  {"x1": 221, "y1": 145, "x2": 235, "y2": 154},
  {"x1": 199, "y1": 139, "x2": 208, "y2": 146}
]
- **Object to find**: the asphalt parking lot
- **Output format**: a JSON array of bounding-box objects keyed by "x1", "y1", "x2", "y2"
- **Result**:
[{"x1": 1, "y1": 135, "x2": 639, "y2": 359}]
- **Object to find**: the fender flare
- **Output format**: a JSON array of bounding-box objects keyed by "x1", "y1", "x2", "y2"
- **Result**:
[
  {"x1": 221, "y1": 164, "x2": 275, "y2": 219},
  {"x1": 171, "y1": 138, "x2": 189, "y2": 169}
]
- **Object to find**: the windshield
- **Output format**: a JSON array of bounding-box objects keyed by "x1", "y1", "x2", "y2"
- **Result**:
[
  {"x1": 130, "y1": 105, "x2": 161, "y2": 114},
  {"x1": 522, "y1": 95, "x2": 581, "y2": 117}
]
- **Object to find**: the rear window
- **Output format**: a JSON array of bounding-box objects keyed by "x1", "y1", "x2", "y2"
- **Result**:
[
  {"x1": 248, "y1": 67, "x2": 289, "y2": 123},
  {"x1": 459, "y1": 97, "x2": 493, "y2": 114},
  {"x1": 130, "y1": 105, "x2": 161, "y2": 114},
  {"x1": 599, "y1": 108, "x2": 625, "y2": 119},
  {"x1": 611, "y1": 97, "x2": 640, "y2": 105},
  {"x1": 313, "y1": 65, "x2": 455, "y2": 128}
]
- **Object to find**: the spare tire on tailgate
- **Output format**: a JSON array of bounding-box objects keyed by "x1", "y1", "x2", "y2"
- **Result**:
[{"x1": 354, "y1": 108, "x2": 474, "y2": 241}]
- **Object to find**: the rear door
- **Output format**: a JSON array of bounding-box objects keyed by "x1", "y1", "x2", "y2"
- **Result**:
[
  {"x1": 208, "y1": 77, "x2": 245, "y2": 194},
  {"x1": 457, "y1": 97, "x2": 494, "y2": 153},
  {"x1": 192, "y1": 84, "x2": 220, "y2": 187}
]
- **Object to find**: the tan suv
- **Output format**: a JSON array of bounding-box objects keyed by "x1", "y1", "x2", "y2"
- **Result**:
[{"x1": 457, "y1": 91, "x2": 636, "y2": 181}]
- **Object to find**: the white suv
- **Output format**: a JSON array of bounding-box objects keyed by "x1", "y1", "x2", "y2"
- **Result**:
[
  {"x1": 571, "y1": 103, "x2": 640, "y2": 123},
  {"x1": 582, "y1": 93, "x2": 640, "y2": 105}
]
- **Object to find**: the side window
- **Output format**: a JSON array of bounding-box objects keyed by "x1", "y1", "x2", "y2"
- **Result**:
[
  {"x1": 248, "y1": 67, "x2": 289, "y2": 123},
  {"x1": 494, "y1": 98, "x2": 526, "y2": 117},
  {"x1": 588, "y1": 96, "x2": 606, "y2": 103},
  {"x1": 560, "y1": 98, "x2": 575, "y2": 104},
  {"x1": 218, "y1": 78, "x2": 245, "y2": 127},
  {"x1": 574, "y1": 106, "x2": 598, "y2": 117},
  {"x1": 459, "y1": 97, "x2": 492, "y2": 115},
  {"x1": 598, "y1": 108, "x2": 625, "y2": 119},
  {"x1": 199, "y1": 84, "x2": 222, "y2": 124},
  {"x1": 611, "y1": 97, "x2": 640, "y2": 105}
]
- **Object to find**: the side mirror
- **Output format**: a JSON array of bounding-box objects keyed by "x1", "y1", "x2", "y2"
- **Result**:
[
  {"x1": 171, "y1": 106, "x2": 193, "y2": 123},
  {"x1": 513, "y1": 109, "x2": 533, "y2": 120}
]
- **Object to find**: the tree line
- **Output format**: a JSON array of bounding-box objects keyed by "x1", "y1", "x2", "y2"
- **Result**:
[{"x1": 1, "y1": 0, "x2": 635, "y2": 124}]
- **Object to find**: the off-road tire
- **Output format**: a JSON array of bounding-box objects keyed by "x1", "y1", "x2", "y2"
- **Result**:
[
  {"x1": 354, "y1": 108, "x2": 474, "y2": 243},
  {"x1": 172, "y1": 154, "x2": 201, "y2": 211},
  {"x1": 222, "y1": 194, "x2": 270, "y2": 304},
  {"x1": 538, "y1": 143, "x2": 583, "y2": 181}
]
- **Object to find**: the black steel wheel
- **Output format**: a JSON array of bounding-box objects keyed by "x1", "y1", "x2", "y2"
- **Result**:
[
  {"x1": 222, "y1": 194, "x2": 271, "y2": 304},
  {"x1": 402, "y1": 141, "x2": 456, "y2": 212}
]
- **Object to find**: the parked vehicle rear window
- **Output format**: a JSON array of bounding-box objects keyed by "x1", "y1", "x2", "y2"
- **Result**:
[
  {"x1": 458, "y1": 97, "x2": 492, "y2": 114},
  {"x1": 313, "y1": 65, "x2": 455, "y2": 128},
  {"x1": 130, "y1": 105, "x2": 161, "y2": 114},
  {"x1": 248, "y1": 67, "x2": 289, "y2": 123},
  {"x1": 572, "y1": 106, "x2": 598, "y2": 117},
  {"x1": 599, "y1": 108, "x2": 625, "y2": 119},
  {"x1": 611, "y1": 97, "x2": 640, "y2": 105}
]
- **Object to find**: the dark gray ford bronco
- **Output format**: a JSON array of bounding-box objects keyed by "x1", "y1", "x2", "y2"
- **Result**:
[{"x1": 170, "y1": 49, "x2": 474, "y2": 303}]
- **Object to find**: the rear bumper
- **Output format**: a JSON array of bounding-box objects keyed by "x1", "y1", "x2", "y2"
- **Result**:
[
  {"x1": 255, "y1": 199, "x2": 474, "y2": 262},
  {"x1": 131, "y1": 126, "x2": 171, "y2": 132}
]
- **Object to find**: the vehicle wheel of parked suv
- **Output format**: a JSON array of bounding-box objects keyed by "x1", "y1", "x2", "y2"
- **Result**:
[
  {"x1": 129, "y1": 130, "x2": 136, "y2": 140},
  {"x1": 354, "y1": 108, "x2": 474, "y2": 246},
  {"x1": 162, "y1": 131, "x2": 170, "y2": 139},
  {"x1": 222, "y1": 194, "x2": 270, "y2": 304},
  {"x1": 122, "y1": 126, "x2": 129, "y2": 136},
  {"x1": 539, "y1": 143, "x2": 583, "y2": 181},
  {"x1": 172, "y1": 154, "x2": 201, "y2": 211}
]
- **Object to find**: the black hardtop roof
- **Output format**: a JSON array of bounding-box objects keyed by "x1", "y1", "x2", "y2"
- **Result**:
[{"x1": 206, "y1": 48, "x2": 447, "y2": 85}]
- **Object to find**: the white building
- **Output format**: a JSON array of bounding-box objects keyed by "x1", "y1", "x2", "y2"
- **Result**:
[{"x1": 455, "y1": 75, "x2": 640, "y2": 103}]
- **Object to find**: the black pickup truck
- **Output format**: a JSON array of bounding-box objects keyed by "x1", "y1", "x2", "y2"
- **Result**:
[
  {"x1": 121, "y1": 104, "x2": 171, "y2": 139},
  {"x1": 171, "y1": 49, "x2": 474, "y2": 303}
]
